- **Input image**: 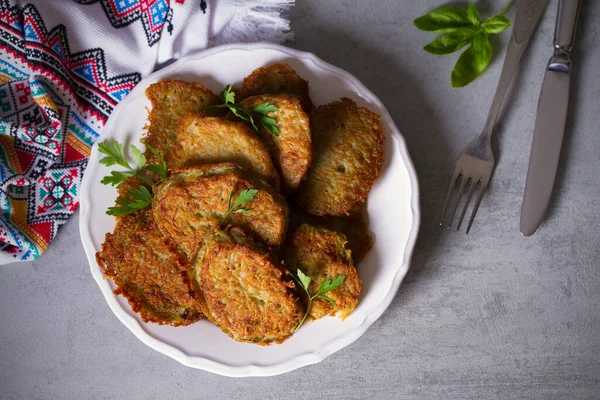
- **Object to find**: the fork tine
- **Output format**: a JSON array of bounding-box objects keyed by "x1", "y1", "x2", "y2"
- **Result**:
[
  {"x1": 465, "y1": 180, "x2": 489, "y2": 234},
  {"x1": 440, "y1": 169, "x2": 462, "y2": 225},
  {"x1": 446, "y1": 174, "x2": 469, "y2": 228},
  {"x1": 456, "y1": 177, "x2": 477, "y2": 231}
]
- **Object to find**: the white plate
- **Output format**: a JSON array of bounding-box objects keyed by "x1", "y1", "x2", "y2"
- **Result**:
[{"x1": 79, "y1": 43, "x2": 420, "y2": 377}]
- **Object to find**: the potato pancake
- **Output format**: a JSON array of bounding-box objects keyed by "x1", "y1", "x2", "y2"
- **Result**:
[
  {"x1": 295, "y1": 98, "x2": 384, "y2": 216},
  {"x1": 169, "y1": 113, "x2": 279, "y2": 189},
  {"x1": 239, "y1": 63, "x2": 313, "y2": 112},
  {"x1": 96, "y1": 204, "x2": 203, "y2": 326},
  {"x1": 142, "y1": 79, "x2": 224, "y2": 164},
  {"x1": 237, "y1": 94, "x2": 312, "y2": 194},
  {"x1": 289, "y1": 205, "x2": 373, "y2": 263},
  {"x1": 189, "y1": 228, "x2": 302, "y2": 345},
  {"x1": 283, "y1": 224, "x2": 361, "y2": 320},
  {"x1": 153, "y1": 163, "x2": 288, "y2": 260}
]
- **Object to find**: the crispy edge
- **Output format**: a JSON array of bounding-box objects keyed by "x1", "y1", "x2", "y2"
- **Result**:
[
  {"x1": 289, "y1": 205, "x2": 373, "y2": 264},
  {"x1": 283, "y1": 224, "x2": 361, "y2": 321},
  {"x1": 237, "y1": 94, "x2": 312, "y2": 195},
  {"x1": 170, "y1": 112, "x2": 280, "y2": 190},
  {"x1": 142, "y1": 79, "x2": 224, "y2": 164},
  {"x1": 239, "y1": 63, "x2": 313, "y2": 112},
  {"x1": 189, "y1": 229, "x2": 301, "y2": 345},
  {"x1": 152, "y1": 163, "x2": 289, "y2": 258},
  {"x1": 295, "y1": 97, "x2": 384, "y2": 216},
  {"x1": 95, "y1": 208, "x2": 204, "y2": 326}
]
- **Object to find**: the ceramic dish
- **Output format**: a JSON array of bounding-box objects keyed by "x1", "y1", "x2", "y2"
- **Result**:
[{"x1": 79, "y1": 42, "x2": 420, "y2": 377}]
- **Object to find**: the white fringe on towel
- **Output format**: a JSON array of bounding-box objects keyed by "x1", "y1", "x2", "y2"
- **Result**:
[{"x1": 211, "y1": 0, "x2": 295, "y2": 46}]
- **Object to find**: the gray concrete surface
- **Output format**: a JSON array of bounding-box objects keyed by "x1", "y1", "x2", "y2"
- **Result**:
[{"x1": 1, "y1": 0, "x2": 599, "y2": 398}]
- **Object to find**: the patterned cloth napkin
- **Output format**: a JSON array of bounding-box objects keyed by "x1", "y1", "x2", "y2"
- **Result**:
[{"x1": 0, "y1": 0, "x2": 294, "y2": 264}]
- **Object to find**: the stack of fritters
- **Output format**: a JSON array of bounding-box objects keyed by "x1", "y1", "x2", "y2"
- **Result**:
[{"x1": 96, "y1": 63, "x2": 385, "y2": 345}]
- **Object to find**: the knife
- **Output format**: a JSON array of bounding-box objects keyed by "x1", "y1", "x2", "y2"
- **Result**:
[{"x1": 520, "y1": 0, "x2": 583, "y2": 236}]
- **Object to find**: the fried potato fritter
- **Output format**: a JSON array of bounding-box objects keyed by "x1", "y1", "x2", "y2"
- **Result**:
[
  {"x1": 283, "y1": 224, "x2": 361, "y2": 320},
  {"x1": 153, "y1": 163, "x2": 288, "y2": 259},
  {"x1": 289, "y1": 205, "x2": 373, "y2": 263},
  {"x1": 189, "y1": 229, "x2": 302, "y2": 345},
  {"x1": 295, "y1": 98, "x2": 384, "y2": 216},
  {"x1": 237, "y1": 94, "x2": 312, "y2": 194},
  {"x1": 96, "y1": 206, "x2": 203, "y2": 326},
  {"x1": 169, "y1": 113, "x2": 279, "y2": 189},
  {"x1": 239, "y1": 63, "x2": 313, "y2": 112},
  {"x1": 142, "y1": 80, "x2": 224, "y2": 164}
]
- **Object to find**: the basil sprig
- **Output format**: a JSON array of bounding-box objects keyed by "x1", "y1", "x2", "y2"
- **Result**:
[{"x1": 415, "y1": 2, "x2": 512, "y2": 87}]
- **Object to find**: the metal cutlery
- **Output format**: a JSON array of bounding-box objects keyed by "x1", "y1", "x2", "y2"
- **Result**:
[
  {"x1": 520, "y1": 0, "x2": 583, "y2": 236},
  {"x1": 441, "y1": 0, "x2": 550, "y2": 233}
]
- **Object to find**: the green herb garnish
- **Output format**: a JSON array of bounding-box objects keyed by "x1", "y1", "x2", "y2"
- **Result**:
[
  {"x1": 98, "y1": 140, "x2": 167, "y2": 216},
  {"x1": 414, "y1": 2, "x2": 513, "y2": 87},
  {"x1": 211, "y1": 85, "x2": 280, "y2": 136},
  {"x1": 224, "y1": 188, "x2": 258, "y2": 218},
  {"x1": 290, "y1": 268, "x2": 346, "y2": 332},
  {"x1": 106, "y1": 186, "x2": 152, "y2": 216}
]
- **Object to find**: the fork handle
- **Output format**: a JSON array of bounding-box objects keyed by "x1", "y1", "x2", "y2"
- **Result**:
[{"x1": 482, "y1": 0, "x2": 551, "y2": 138}]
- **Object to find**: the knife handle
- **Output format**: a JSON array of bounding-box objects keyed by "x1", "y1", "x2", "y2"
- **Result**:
[
  {"x1": 550, "y1": 0, "x2": 583, "y2": 72},
  {"x1": 482, "y1": 0, "x2": 550, "y2": 136},
  {"x1": 513, "y1": 0, "x2": 552, "y2": 44}
]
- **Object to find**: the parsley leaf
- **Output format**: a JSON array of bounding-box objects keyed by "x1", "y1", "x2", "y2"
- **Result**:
[
  {"x1": 106, "y1": 186, "x2": 153, "y2": 216},
  {"x1": 207, "y1": 85, "x2": 280, "y2": 136},
  {"x1": 99, "y1": 140, "x2": 169, "y2": 216},
  {"x1": 290, "y1": 268, "x2": 346, "y2": 332},
  {"x1": 415, "y1": 1, "x2": 513, "y2": 87},
  {"x1": 98, "y1": 141, "x2": 130, "y2": 169},
  {"x1": 224, "y1": 188, "x2": 258, "y2": 218},
  {"x1": 100, "y1": 170, "x2": 136, "y2": 187},
  {"x1": 144, "y1": 144, "x2": 168, "y2": 180},
  {"x1": 220, "y1": 84, "x2": 236, "y2": 104}
]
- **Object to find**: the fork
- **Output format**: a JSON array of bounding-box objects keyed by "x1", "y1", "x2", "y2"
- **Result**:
[{"x1": 440, "y1": 0, "x2": 550, "y2": 233}]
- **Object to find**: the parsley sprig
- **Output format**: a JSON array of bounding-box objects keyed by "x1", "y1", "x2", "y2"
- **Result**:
[
  {"x1": 98, "y1": 140, "x2": 167, "y2": 216},
  {"x1": 211, "y1": 85, "x2": 280, "y2": 136},
  {"x1": 290, "y1": 268, "x2": 346, "y2": 332},
  {"x1": 107, "y1": 186, "x2": 152, "y2": 216},
  {"x1": 414, "y1": 2, "x2": 513, "y2": 87},
  {"x1": 224, "y1": 188, "x2": 258, "y2": 218}
]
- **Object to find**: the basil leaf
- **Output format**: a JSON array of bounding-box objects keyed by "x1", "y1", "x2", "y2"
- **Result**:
[
  {"x1": 483, "y1": 15, "x2": 512, "y2": 34},
  {"x1": 413, "y1": 7, "x2": 472, "y2": 33},
  {"x1": 451, "y1": 32, "x2": 493, "y2": 88},
  {"x1": 423, "y1": 28, "x2": 476, "y2": 55},
  {"x1": 466, "y1": 3, "x2": 482, "y2": 27},
  {"x1": 471, "y1": 31, "x2": 492, "y2": 55}
]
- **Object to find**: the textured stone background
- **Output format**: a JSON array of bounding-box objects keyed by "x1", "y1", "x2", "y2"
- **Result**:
[{"x1": 1, "y1": 0, "x2": 599, "y2": 398}]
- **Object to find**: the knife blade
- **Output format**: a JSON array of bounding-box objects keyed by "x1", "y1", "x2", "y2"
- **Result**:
[{"x1": 520, "y1": 0, "x2": 583, "y2": 236}]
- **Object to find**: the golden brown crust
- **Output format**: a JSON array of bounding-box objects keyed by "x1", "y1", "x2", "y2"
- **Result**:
[
  {"x1": 283, "y1": 224, "x2": 361, "y2": 320},
  {"x1": 142, "y1": 79, "x2": 224, "y2": 164},
  {"x1": 168, "y1": 113, "x2": 279, "y2": 189},
  {"x1": 239, "y1": 63, "x2": 313, "y2": 112},
  {"x1": 95, "y1": 202, "x2": 203, "y2": 326},
  {"x1": 189, "y1": 229, "x2": 302, "y2": 345},
  {"x1": 236, "y1": 94, "x2": 312, "y2": 195},
  {"x1": 294, "y1": 98, "x2": 384, "y2": 216},
  {"x1": 152, "y1": 163, "x2": 288, "y2": 260},
  {"x1": 289, "y1": 205, "x2": 373, "y2": 264}
]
